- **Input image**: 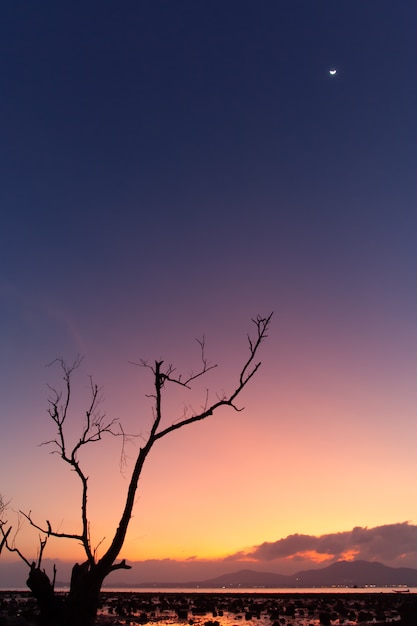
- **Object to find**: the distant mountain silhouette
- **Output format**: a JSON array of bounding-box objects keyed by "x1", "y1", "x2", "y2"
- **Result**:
[
  {"x1": 197, "y1": 568, "x2": 293, "y2": 588},
  {"x1": 193, "y1": 561, "x2": 417, "y2": 588}
]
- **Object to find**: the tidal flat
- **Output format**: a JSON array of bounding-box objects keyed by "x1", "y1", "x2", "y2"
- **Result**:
[{"x1": 1, "y1": 590, "x2": 417, "y2": 625}]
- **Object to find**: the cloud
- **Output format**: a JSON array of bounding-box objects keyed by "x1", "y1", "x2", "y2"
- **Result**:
[
  {"x1": 236, "y1": 522, "x2": 417, "y2": 566},
  {"x1": 5, "y1": 523, "x2": 417, "y2": 586},
  {"x1": 105, "y1": 524, "x2": 417, "y2": 581}
]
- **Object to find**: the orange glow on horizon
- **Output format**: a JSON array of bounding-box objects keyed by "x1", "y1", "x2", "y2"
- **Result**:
[
  {"x1": 340, "y1": 549, "x2": 360, "y2": 561},
  {"x1": 287, "y1": 551, "x2": 334, "y2": 564}
]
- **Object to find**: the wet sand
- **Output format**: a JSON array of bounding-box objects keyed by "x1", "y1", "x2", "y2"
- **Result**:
[{"x1": 1, "y1": 590, "x2": 417, "y2": 625}]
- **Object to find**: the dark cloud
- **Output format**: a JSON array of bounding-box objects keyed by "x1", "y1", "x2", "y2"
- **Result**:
[
  {"x1": 241, "y1": 522, "x2": 417, "y2": 564},
  {"x1": 4, "y1": 523, "x2": 417, "y2": 586}
]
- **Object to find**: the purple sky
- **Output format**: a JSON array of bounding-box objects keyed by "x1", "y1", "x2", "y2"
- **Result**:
[{"x1": 1, "y1": 1, "x2": 417, "y2": 585}]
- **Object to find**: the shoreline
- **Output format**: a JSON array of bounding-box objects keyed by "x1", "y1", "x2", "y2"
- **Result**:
[{"x1": 2, "y1": 590, "x2": 417, "y2": 625}]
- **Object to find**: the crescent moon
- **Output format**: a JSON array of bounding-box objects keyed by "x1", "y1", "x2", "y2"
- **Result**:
[{"x1": 329, "y1": 69, "x2": 337, "y2": 76}]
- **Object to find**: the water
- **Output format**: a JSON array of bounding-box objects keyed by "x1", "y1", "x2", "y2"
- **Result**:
[
  {"x1": 1, "y1": 588, "x2": 414, "y2": 625},
  {"x1": 98, "y1": 586, "x2": 416, "y2": 594},
  {"x1": 95, "y1": 588, "x2": 413, "y2": 625}
]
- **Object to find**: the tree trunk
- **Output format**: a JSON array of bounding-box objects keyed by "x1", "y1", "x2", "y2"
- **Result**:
[
  {"x1": 27, "y1": 564, "x2": 63, "y2": 625},
  {"x1": 64, "y1": 563, "x2": 104, "y2": 626},
  {"x1": 27, "y1": 563, "x2": 105, "y2": 626}
]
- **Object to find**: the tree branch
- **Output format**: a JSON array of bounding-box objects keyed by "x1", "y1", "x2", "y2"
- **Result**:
[
  {"x1": 2, "y1": 314, "x2": 272, "y2": 591},
  {"x1": 18, "y1": 511, "x2": 84, "y2": 543},
  {"x1": 0, "y1": 522, "x2": 32, "y2": 567},
  {"x1": 98, "y1": 313, "x2": 272, "y2": 573},
  {"x1": 155, "y1": 313, "x2": 272, "y2": 440},
  {"x1": 40, "y1": 358, "x2": 120, "y2": 564},
  {"x1": 109, "y1": 559, "x2": 132, "y2": 572}
]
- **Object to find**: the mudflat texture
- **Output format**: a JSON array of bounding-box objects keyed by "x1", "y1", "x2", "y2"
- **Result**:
[{"x1": 1, "y1": 591, "x2": 417, "y2": 625}]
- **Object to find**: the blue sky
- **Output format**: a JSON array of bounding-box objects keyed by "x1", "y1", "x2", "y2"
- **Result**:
[{"x1": 1, "y1": 1, "x2": 417, "y2": 583}]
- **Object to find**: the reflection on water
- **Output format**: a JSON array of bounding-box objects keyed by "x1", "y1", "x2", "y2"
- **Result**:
[
  {"x1": 96, "y1": 590, "x2": 412, "y2": 625},
  {"x1": 1, "y1": 590, "x2": 415, "y2": 624},
  {"x1": 100, "y1": 587, "x2": 416, "y2": 594}
]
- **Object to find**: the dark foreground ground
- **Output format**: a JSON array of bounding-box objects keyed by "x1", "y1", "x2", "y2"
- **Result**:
[{"x1": 1, "y1": 590, "x2": 417, "y2": 625}]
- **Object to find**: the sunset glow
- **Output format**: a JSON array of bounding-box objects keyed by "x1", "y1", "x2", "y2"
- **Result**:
[
  {"x1": 286, "y1": 552, "x2": 334, "y2": 565},
  {"x1": 1, "y1": 1, "x2": 417, "y2": 588}
]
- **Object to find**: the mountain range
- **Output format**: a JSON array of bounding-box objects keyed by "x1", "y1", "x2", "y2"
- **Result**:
[
  {"x1": 134, "y1": 561, "x2": 417, "y2": 589},
  {"x1": 2, "y1": 558, "x2": 417, "y2": 589}
]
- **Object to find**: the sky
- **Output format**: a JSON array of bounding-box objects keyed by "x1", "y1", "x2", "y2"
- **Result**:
[{"x1": 1, "y1": 1, "x2": 417, "y2": 585}]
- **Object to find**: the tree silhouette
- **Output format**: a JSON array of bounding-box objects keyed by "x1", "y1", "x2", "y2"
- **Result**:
[{"x1": 0, "y1": 314, "x2": 272, "y2": 626}]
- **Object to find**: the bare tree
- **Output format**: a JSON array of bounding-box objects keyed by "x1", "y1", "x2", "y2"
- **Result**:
[{"x1": 0, "y1": 314, "x2": 272, "y2": 626}]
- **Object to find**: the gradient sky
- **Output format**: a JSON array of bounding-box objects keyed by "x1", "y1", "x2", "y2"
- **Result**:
[{"x1": 1, "y1": 1, "x2": 417, "y2": 584}]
